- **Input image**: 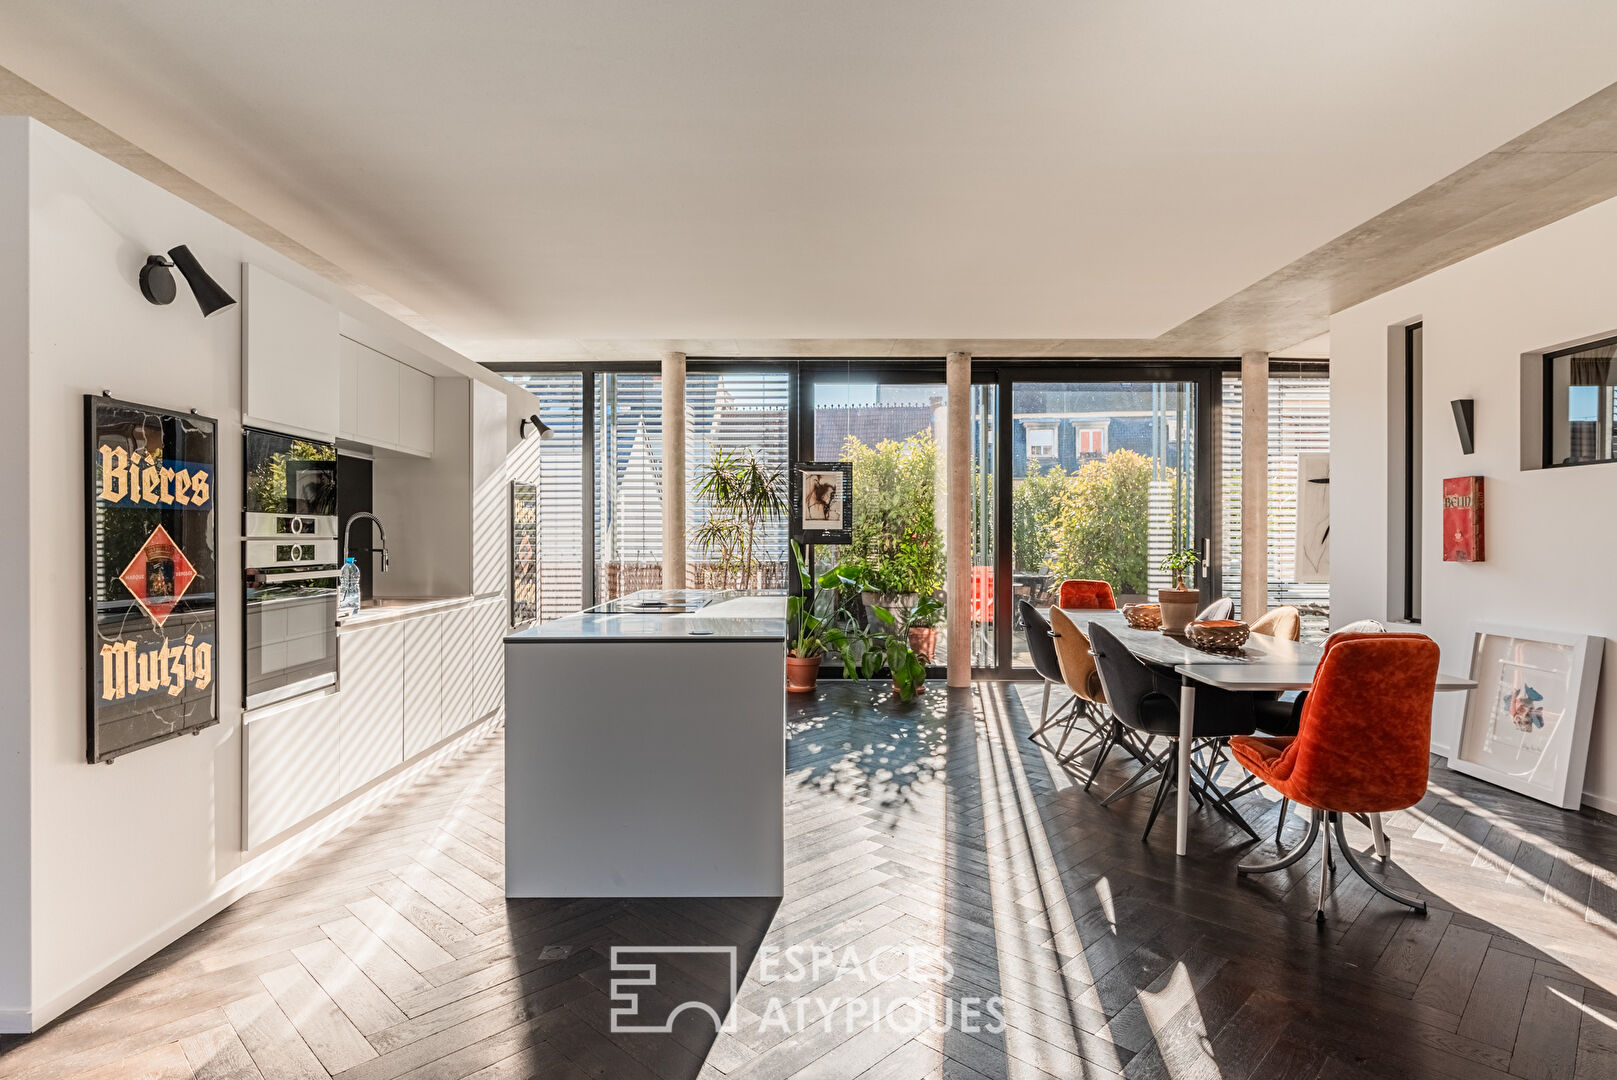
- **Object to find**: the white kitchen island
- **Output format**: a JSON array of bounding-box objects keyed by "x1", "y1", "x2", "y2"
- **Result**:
[{"x1": 503, "y1": 590, "x2": 787, "y2": 898}]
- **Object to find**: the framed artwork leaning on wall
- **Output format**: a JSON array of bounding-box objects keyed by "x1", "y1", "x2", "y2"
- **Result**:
[{"x1": 1450, "y1": 623, "x2": 1602, "y2": 809}]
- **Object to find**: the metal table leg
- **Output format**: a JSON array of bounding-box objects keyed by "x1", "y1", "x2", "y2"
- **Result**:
[{"x1": 1176, "y1": 678, "x2": 1195, "y2": 856}]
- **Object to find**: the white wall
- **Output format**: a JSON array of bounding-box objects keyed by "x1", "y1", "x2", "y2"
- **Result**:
[
  {"x1": 4, "y1": 117, "x2": 536, "y2": 1029},
  {"x1": 1331, "y1": 193, "x2": 1617, "y2": 812},
  {"x1": 0, "y1": 116, "x2": 33, "y2": 1019}
]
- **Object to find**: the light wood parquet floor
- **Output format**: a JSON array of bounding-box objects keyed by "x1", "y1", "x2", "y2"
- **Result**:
[{"x1": 3, "y1": 680, "x2": 1616, "y2": 1079}]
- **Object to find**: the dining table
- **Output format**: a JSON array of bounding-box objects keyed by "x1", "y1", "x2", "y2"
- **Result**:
[{"x1": 1061, "y1": 609, "x2": 1479, "y2": 856}]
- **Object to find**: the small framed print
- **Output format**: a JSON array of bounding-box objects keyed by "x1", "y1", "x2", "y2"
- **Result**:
[
  {"x1": 791, "y1": 461, "x2": 852, "y2": 546},
  {"x1": 1450, "y1": 623, "x2": 1602, "y2": 809}
]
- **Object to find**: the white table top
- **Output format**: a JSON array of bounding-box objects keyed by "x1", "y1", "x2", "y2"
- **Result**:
[{"x1": 1062, "y1": 609, "x2": 1476, "y2": 693}]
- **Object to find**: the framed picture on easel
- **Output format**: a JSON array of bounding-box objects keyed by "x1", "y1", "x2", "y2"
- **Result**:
[{"x1": 790, "y1": 461, "x2": 853, "y2": 546}]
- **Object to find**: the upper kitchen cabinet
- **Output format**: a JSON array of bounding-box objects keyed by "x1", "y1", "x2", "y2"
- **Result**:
[
  {"x1": 338, "y1": 335, "x2": 435, "y2": 457},
  {"x1": 242, "y1": 264, "x2": 340, "y2": 439}
]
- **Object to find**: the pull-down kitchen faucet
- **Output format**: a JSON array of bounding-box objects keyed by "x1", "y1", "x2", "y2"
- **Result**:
[{"x1": 342, "y1": 512, "x2": 390, "y2": 572}]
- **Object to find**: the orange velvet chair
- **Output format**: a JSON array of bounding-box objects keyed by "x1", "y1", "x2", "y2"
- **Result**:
[
  {"x1": 1057, "y1": 579, "x2": 1116, "y2": 610},
  {"x1": 1229, "y1": 632, "x2": 1440, "y2": 922}
]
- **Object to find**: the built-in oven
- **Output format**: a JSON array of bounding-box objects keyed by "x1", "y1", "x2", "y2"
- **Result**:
[{"x1": 243, "y1": 428, "x2": 340, "y2": 709}]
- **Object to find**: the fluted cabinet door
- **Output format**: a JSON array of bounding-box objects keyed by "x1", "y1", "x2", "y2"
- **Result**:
[
  {"x1": 337, "y1": 622, "x2": 405, "y2": 795},
  {"x1": 403, "y1": 613, "x2": 445, "y2": 758}
]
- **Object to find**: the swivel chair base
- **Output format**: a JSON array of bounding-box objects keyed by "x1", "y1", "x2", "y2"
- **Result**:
[{"x1": 1237, "y1": 808, "x2": 1426, "y2": 924}]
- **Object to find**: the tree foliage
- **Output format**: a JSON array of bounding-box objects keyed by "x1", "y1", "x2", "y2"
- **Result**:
[
  {"x1": 1013, "y1": 449, "x2": 1155, "y2": 597},
  {"x1": 841, "y1": 430, "x2": 943, "y2": 597}
]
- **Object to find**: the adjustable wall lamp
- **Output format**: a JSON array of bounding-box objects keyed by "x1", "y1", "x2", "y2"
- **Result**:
[
  {"x1": 139, "y1": 245, "x2": 237, "y2": 316},
  {"x1": 519, "y1": 414, "x2": 555, "y2": 440}
]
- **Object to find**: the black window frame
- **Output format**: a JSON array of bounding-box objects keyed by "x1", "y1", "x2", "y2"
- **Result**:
[{"x1": 1541, "y1": 332, "x2": 1617, "y2": 471}]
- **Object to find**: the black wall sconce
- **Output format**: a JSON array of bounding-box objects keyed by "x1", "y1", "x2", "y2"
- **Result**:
[
  {"x1": 139, "y1": 245, "x2": 237, "y2": 316},
  {"x1": 519, "y1": 413, "x2": 555, "y2": 441},
  {"x1": 1451, "y1": 398, "x2": 1476, "y2": 455}
]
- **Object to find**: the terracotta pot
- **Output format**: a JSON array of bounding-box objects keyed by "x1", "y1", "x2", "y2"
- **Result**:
[
  {"x1": 786, "y1": 654, "x2": 822, "y2": 693},
  {"x1": 907, "y1": 627, "x2": 937, "y2": 663},
  {"x1": 1157, "y1": 588, "x2": 1200, "y2": 635}
]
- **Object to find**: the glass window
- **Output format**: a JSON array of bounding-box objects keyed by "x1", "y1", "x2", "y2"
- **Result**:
[
  {"x1": 1220, "y1": 365, "x2": 1330, "y2": 640},
  {"x1": 1011, "y1": 380, "x2": 1196, "y2": 666},
  {"x1": 686, "y1": 371, "x2": 791, "y2": 589},
  {"x1": 1546, "y1": 336, "x2": 1617, "y2": 467},
  {"x1": 595, "y1": 372, "x2": 664, "y2": 603},
  {"x1": 501, "y1": 372, "x2": 584, "y2": 622}
]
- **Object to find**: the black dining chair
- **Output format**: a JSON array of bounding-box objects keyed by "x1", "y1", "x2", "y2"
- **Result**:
[{"x1": 1088, "y1": 623, "x2": 1261, "y2": 843}]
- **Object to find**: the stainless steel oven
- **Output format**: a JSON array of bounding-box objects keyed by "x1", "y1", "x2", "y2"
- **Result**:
[{"x1": 243, "y1": 428, "x2": 340, "y2": 709}]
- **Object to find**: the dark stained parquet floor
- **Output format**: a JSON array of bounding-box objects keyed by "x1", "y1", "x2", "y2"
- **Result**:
[{"x1": 2, "y1": 680, "x2": 1616, "y2": 1079}]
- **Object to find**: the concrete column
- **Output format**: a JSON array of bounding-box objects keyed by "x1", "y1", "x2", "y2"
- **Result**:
[
  {"x1": 661, "y1": 351, "x2": 687, "y2": 590},
  {"x1": 946, "y1": 351, "x2": 972, "y2": 688},
  {"x1": 1240, "y1": 350, "x2": 1269, "y2": 619}
]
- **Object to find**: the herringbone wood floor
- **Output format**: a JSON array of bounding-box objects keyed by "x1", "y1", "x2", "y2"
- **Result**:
[{"x1": 4, "y1": 681, "x2": 1617, "y2": 1079}]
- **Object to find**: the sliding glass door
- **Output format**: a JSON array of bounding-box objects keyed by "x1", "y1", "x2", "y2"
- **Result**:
[{"x1": 998, "y1": 369, "x2": 1215, "y2": 673}]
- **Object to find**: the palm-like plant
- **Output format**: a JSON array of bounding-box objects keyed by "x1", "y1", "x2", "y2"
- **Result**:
[{"x1": 692, "y1": 448, "x2": 786, "y2": 588}]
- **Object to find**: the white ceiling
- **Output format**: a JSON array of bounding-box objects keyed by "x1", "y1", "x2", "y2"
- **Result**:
[{"x1": 3, "y1": 1, "x2": 1617, "y2": 357}]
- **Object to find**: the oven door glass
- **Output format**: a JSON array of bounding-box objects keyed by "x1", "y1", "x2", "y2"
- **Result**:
[
  {"x1": 244, "y1": 428, "x2": 338, "y2": 533},
  {"x1": 245, "y1": 584, "x2": 338, "y2": 708}
]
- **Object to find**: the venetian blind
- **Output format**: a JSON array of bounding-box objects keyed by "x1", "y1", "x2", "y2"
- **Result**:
[
  {"x1": 685, "y1": 371, "x2": 792, "y2": 589},
  {"x1": 1221, "y1": 368, "x2": 1331, "y2": 638}
]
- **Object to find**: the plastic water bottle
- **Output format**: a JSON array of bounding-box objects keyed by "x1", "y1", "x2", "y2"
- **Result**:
[{"x1": 338, "y1": 557, "x2": 362, "y2": 618}]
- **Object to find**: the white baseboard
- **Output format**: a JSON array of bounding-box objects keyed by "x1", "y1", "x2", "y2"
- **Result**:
[
  {"x1": 1581, "y1": 790, "x2": 1617, "y2": 815},
  {"x1": 24, "y1": 714, "x2": 501, "y2": 1033}
]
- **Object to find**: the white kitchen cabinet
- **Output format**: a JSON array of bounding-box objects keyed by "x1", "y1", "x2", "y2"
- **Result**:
[
  {"x1": 354, "y1": 340, "x2": 400, "y2": 449},
  {"x1": 398, "y1": 364, "x2": 435, "y2": 456},
  {"x1": 439, "y1": 603, "x2": 478, "y2": 741},
  {"x1": 403, "y1": 613, "x2": 445, "y2": 758},
  {"x1": 337, "y1": 621, "x2": 405, "y2": 795},
  {"x1": 475, "y1": 598, "x2": 507, "y2": 721},
  {"x1": 339, "y1": 339, "x2": 360, "y2": 440},
  {"x1": 243, "y1": 264, "x2": 339, "y2": 438},
  {"x1": 243, "y1": 691, "x2": 341, "y2": 850}
]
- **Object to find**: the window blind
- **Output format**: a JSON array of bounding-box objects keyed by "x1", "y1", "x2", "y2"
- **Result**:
[
  {"x1": 685, "y1": 371, "x2": 791, "y2": 589},
  {"x1": 502, "y1": 372, "x2": 584, "y2": 622},
  {"x1": 1221, "y1": 369, "x2": 1331, "y2": 638}
]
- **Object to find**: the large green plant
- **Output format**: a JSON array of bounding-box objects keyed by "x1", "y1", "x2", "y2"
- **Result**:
[
  {"x1": 841, "y1": 430, "x2": 943, "y2": 596},
  {"x1": 787, "y1": 540, "x2": 857, "y2": 659},
  {"x1": 692, "y1": 447, "x2": 785, "y2": 588},
  {"x1": 869, "y1": 593, "x2": 944, "y2": 702}
]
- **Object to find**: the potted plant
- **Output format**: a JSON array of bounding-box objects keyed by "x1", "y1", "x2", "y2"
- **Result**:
[
  {"x1": 786, "y1": 541, "x2": 855, "y2": 693},
  {"x1": 869, "y1": 593, "x2": 943, "y2": 701},
  {"x1": 691, "y1": 447, "x2": 785, "y2": 589},
  {"x1": 821, "y1": 621, "x2": 887, "y2": 702},
  {"x1": 1157, "y1": 548, "x2": 1201, "y2": 635}
]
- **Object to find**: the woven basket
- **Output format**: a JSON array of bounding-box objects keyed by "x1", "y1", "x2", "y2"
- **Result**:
[
  {"x1": 1122, "y1": 603, "x2": 1162, "y2": 631},
  {"x1": 1186, "y1": 619, "x2": 1250, "y2": 650}
]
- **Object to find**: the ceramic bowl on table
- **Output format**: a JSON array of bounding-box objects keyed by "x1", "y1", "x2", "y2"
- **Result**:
[
  {"x1": 1122, "y1": 603, "x2": 1162, "y2": 631},
  {"x1": 1186, "y1": 619, "x2": 1250, "y2": 650}
]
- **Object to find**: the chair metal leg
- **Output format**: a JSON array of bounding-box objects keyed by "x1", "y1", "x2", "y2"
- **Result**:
[
  {"x1": 1040, "y1": 681, "x2": 1051, "y2": 728},
  {"x1": 1142, "y1": 755, "x2": 1176, "y2": 842},
  {"x1": 1274, "y1": 798, "x2": 1290, "y2": 845},
  {"x1": 1370, "y1": 813, "x2": 1390, "y2": 859},
  {"x1": 1333, "y1": 812, "x2": 1426, "y2": 916},
  {"x1": 1100, "y1": 743, "x2": 1170, "y2": 806},
  {"x1": 1316, "y1": 825, "x2": 1333, "y2": 924},
  {"x1": 1082, "y1": 722, "x2": 1120, "y2": 792},
  {"x1": 1189, "y1": 748, "x2": 1260, "y2": 841},
  {"x1": 1238, "y1": 808, "x2": 1321, "y2": 875}
]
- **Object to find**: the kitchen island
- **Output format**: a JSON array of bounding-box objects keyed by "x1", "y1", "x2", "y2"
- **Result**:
[{"x1": 503, "y1": 590, "x2": 787, "y2": 898}]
